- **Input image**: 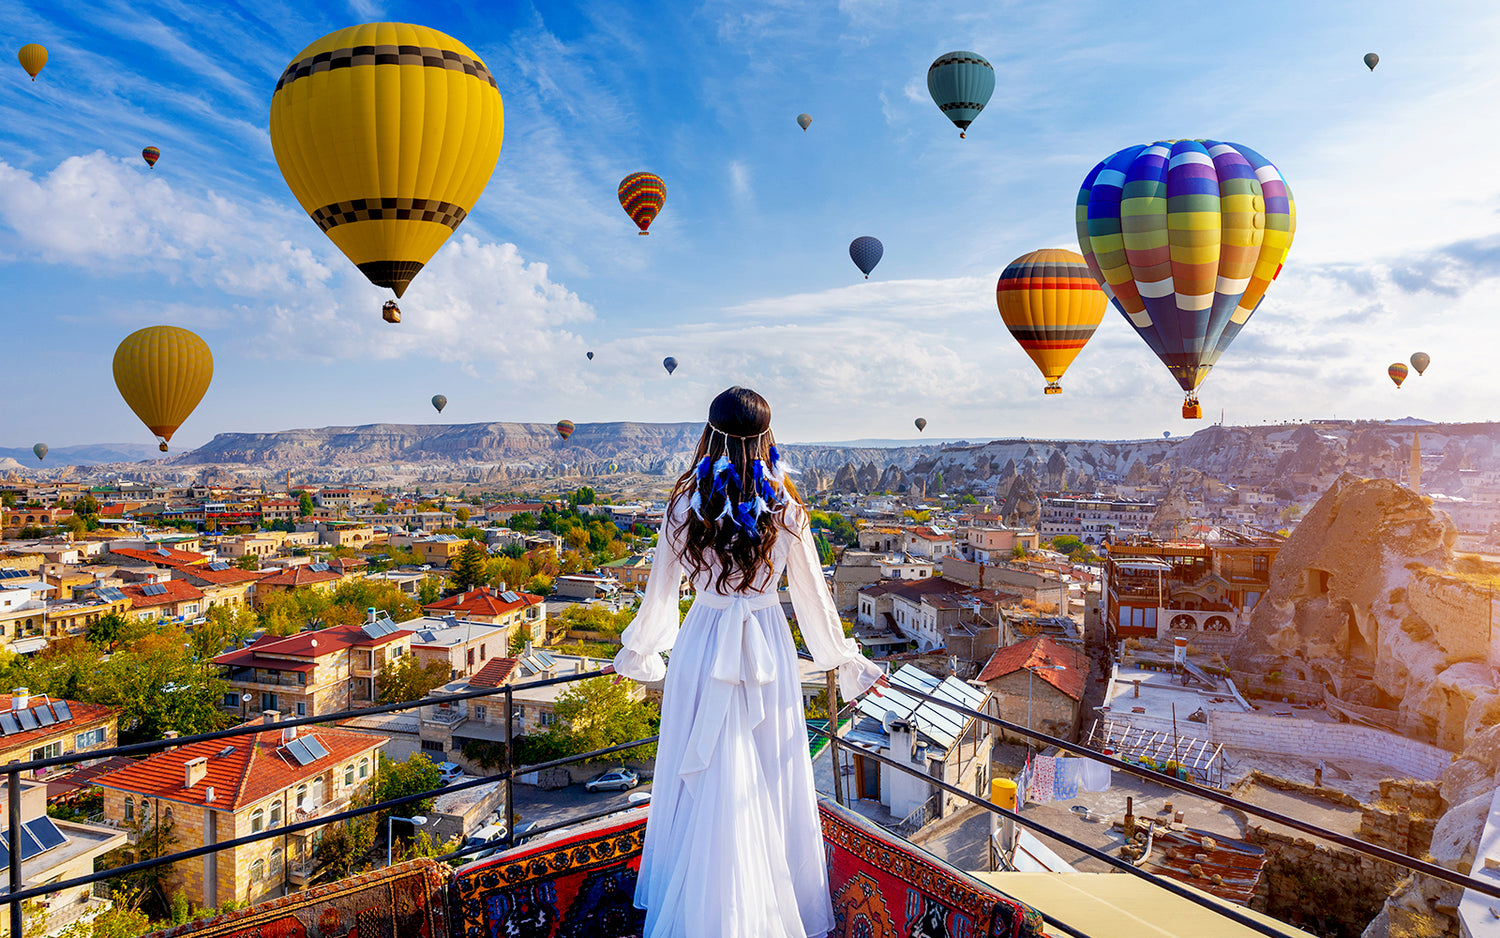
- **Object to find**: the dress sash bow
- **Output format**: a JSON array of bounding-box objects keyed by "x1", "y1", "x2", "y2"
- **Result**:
[{"x1": 678, "y1": 589, "x2": 782, "y2": 778}]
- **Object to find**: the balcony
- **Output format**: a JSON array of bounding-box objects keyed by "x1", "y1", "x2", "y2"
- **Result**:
[{"x1": 422, "y1": 707, "x2": 468, "y2": 729}]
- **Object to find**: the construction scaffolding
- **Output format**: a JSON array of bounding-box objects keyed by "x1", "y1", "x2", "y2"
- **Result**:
[{"x1": 1086, "y1": 718, "x2": 1226, "y2": 789}]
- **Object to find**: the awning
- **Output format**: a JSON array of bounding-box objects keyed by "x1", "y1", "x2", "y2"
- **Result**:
[{"x1": 11, "y1": 637, "x2": 47, "y2": 655}]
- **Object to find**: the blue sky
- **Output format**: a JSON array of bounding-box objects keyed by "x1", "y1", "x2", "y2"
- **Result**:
[{"x1": 3, "y1": 0, "x2": 1499, "y2": 450}]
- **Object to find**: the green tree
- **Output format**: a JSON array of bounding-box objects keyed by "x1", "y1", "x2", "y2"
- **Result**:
[
  {"x1": 376, "y1": 654, "x2": 452, "y2": 704},
  {"x1": 374, "y1": 500, "x2": 390, "y2": 514},
  {"x1": 543, "y1": 676, "x2": 659, "y2": 763},
  {"x1": 455, "y1": 507, "x2": 471, "y2": 523},
  {"x1": 570, "y1": 486, "x2": 596, "y2": 506},
  {"x1": 450, "y1": 541, "x2": 487, "y2": 593},
  {"x1": 813, "y1": 533, "x2": 835, "y2": 567},
  {"x1": 312, "y1": 806, "x2": 378, "y2": 883},
  {"x1": 1011, "y1": 544, "x2": 1027, "y2": 560},
  {"x1": 92, "y1": 631, "x2": 234, "y2": 741},
  {"x1": 931, "y1": 472, "x2": 945, "y2": 494},
  {"x1": 418, "y1": 576, "x2": 441, "y2": 605},
  {"x1": 508, "y1": 623, "x2": 532, "y2": 656},
  {"x1": 57, "y1": 884, "x2": 154, "y2": 938},
  {"x1": 72, "y1": 494, "x2": 101, "y2": 516},
  {"x1": 86, "y1": 611, "x2": 132, "y2": 652},
  {"x1": 234, "y1": 554, "x2": 259, "y2": 570},
  {"x1": 298, "y1": 492, "x2": 314, "y2": 517},
  {"x1": 398, "y1": 829, "x2": 462, "y2": 863},
  {"x1": 372, "y1": 753, "x2": 444, "y2": 823},
  {"x1": 510, "y1": 512, "x2": 537, "y2": 533}
]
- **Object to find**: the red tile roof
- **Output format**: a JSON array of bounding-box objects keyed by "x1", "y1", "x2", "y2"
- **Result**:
[
  {"x1": 976, "y1": 637, "x2": 1088, "y2": 700},
  {"x1": 0, "y1": 696, "x2": 117, "y2": 754},
  {"x1": 468, "y1": 657, "x2": 519, "y2": 688},
  {"x1": 111, "y1": 546, "x2": 209, "y2": 567},
  {"x1": 214, "y1": 621, "x2": 410, "y2": 665},
  {"x1": 181, "y1": 567, "x2": 272, "y2": 586},
  {"x1": 122, "y1": 578, "x2": 205, "y2": 608},
  {"x1": 213, "y1": 650, "x2": 317, "y2": 673},
  {"x1": 424, "y1": 588, "x2": 542, "y2": 619},
  {"x1": 257, "y1": 566, "x2": 343, "y2": 587},
  {"x1": 94, "y1": 719, "x2": 386, "y2": 811},
  {"x1": 860, "y1": 577, "x2": 968, "y2": 601}
]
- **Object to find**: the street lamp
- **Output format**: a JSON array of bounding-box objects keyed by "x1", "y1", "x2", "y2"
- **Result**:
[
  {"x1": 1025, "y1": 664, "x2": 1067, "y2": 751},
  {"x1": 387, "y1": 815, "x2": 428, "y2": 867}
]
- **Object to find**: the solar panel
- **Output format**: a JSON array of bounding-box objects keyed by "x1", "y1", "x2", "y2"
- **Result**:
[
  {"x1": 52, "y1": 700, "x2": 71, "y2": 722},
  {"x1": 303, "y1": 736, "x2": 330, "y2": 761},
  {"x1": 0, "y1": 713, "x2": 17, "y2": 735},
  {"x1": 32, "y1": 705, "x2": 55, "y2": 727},
  {"x1": 309, "y1": 562, "x2": 329, "y2": 572},
  {"x1": 155, "y1": 546, "x2": 171, "y2": 557},
  {"x1": 284, "y1": 737, "x2": 315, "y2": 766},
  {"x1": 23, "y1": 817, "x2": 65, "y2": 852},
  {"x1": 96, "y1": 587, "x2": 126, "y2": 602},
  {"x1": 15, "y1": 709, "x2": 37, "y2": 731},
  {"x1": 207, "y1": 561, "x2": 230, "y2": 571},
  {"x1": 500, "y1": 591, "x2": 519, "y2": 603},
  {"x1": 0, "y1": 569, "x2": 27, "y2": 580}
]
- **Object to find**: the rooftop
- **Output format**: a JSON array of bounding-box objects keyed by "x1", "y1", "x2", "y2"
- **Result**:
[
  {"x1": 120, "y1": 578, "x2": 204, "y2": 608},
  {"x1": 977, "y1": 637, "x2": 1088, "y2": 700},
  {"x1": 0, "y1": 696, "x2": 116, "y2": 752},
  {"x1": 424, "y1": 587, "x2": 543, "y2": 618}
]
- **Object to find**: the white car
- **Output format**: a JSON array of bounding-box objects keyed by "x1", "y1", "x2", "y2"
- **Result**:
[
  {"x1": 585, "y1": 768, "x2": 640, "y2": 792},
  {"x1": 435, "y1": 762, "x2": 464, "y2": 785}
]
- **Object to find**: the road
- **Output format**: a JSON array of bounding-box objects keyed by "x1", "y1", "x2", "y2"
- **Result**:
[{"x1": 510, "y1": 778, "x2": 653, "y2": 836}]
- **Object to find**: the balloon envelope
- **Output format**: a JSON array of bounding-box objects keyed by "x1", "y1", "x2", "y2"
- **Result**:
[
  {"x1": 849, "y1": 236, "x2": 883, "y2": 278},
  {"x1": 32, "y1": 443, "x2": 47, "y2": 462},
  {"x1": 269, "y1": 23, "x2": 505, "y2": 300},
  {"x1": 555, "y1": 420, "x2": 575, "y2": 440},
  {"x1": 927, "y1": 51, "x2": 995, "y2": 137},
  {"x1": 619, "y1": 172, "x2": 666, "y2": 234},
  {"x1": 1389, "y1": 363, "x2": 1408, "y2": 387},
  {"x1": 431, "y1": 394, "x2": 447, "y2": 413},
  {"x1": 1163, "y1": 431, "x2": 1171, "y2": 439},
  {"x1": 141, "y1": 146, "x2": 160, "y2": 168},
  {"x1": 663, "y1": 357, "x2": 678, "y2": 375},
  {"x1": 996, "y1": 248, "x2": 1107, "y2": 394},
  {"x1": 112, "y1": 326, "x2": 214, "y2": 451},
  {"x1": 586, "y1": 351, "x2": 594, "y2": 361},
  {"x1": 1410, "y1": 352, "x2": 1430, "y2": 375},
  {"x1": 797, "y1": 113, "x2": 812, "y2": 131},
  {"x1": 1364, "y1": 52, "x2": 1379, "y2": 71},
  {"x1": 17, "y1": 44, "x2": 46, "y2": 80},
  {"x1": 1076, "y1": 139, "x2": 1296, "y2": 415},
  {"x1": 915, "y1": 418, "x2": 927, "y2": 432}
]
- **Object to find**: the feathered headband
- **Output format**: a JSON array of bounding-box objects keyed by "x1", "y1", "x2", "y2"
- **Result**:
[{"x1": 687, "y1": 423, "x2": 795, "y2": 537}]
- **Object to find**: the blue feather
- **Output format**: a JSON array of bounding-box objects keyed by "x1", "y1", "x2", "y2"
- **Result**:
[{"x1": 689, "y1": 490, "x2": 704, "y2": 520}]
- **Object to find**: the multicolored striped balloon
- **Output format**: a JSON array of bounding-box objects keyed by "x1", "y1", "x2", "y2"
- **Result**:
[
  {"x1": 927, "y1": 51, "x2": 995, "y2": 138},
  {"x1": 1388, "y1": 363, "x2": 1408, "y2": 388},
  {"x1": 618, "y1": 172, "x2": 666, "y2": 235},
  {"x1": 556, "y1": 419, "x2": 575, "y2": 440},
  {"x1": 996, "y1": 248, "x2": 1106, "y2": 395},
  {"x1": 1075, "y1": 139, "x2": 1296, "y2": 418},
  {"x1": 141, "y1": 146, "x2": 160, "y2": 169}
]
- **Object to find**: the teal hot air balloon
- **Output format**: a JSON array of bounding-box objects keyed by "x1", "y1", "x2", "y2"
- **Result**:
[
  {"x1": 32, "y1": 443, "x2": 47, "y2": 462},
  {"x1": 797, "y1": 113, "x2": 812, "y2": 131},
  {"x1": 663, "y1": 357, "x2": 678, "y2": 375},
  {"x1": 431, "y1": 395, "x2": 447, "y2": 414},
  {"x1": 927, "y1": 51, "x2": 995, "y2": 138},
  {"x1": 1364, "y1": 52, "x2": 1379, "y2": 71}
]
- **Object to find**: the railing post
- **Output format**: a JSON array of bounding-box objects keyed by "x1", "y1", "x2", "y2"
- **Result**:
[
  {"x1": 826, "y1": 670, "x2": 843, "y2": 807},
  {"x1": 503, "y1": 685, "x2": 515, "y2": 848},
  {"x1": 8, "y1": 767, "x2": 22, "y2": 938}
]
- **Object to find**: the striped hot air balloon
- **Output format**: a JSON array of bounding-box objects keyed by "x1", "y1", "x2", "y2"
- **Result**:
[
  {"x1": 927, "y1": 51, "x2": 995, "y2": 138},
  {"x1": 269, "y1": 23, "x2": 505, "y2": 304},
  {"x1": 1076, "y1": 139, "x2": 1296, "y2": 419},
  {"x1": 556, "y1": 419, "x2": 575, "y2": 440},
  {"x1": 1389, "y1": 363, "x2": 1408, "y2": 388},
  {"x1": 996, "y1": 248, "x2": 1107, "y2": 395},
  {"x1": 618, "y1": 172, "x2": 666, "y2": 235},
  {"x1": 141, "y1": 146, "x2": 160, "y2": 169}
]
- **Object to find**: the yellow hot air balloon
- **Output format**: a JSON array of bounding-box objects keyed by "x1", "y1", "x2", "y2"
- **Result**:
[
  {"x1": 268, "y1": 23, "x2": 504, "y2": 304},
  {"x1": 112, "y1": 326, "x2": 214, "y2": 452},
  {"x1": 996, "y1": 248, "x2": 1107, "y2": 394},
  {"x1": 17, "y1": 44, "x2": 47, "y2": 80}
]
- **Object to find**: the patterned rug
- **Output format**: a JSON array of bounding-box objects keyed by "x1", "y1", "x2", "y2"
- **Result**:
[
  {"x1": 143, "y1": 858, "x2": 449, "y2": 938},
  {"x1": 450, "y1": 808, "x2": 649, "y2": 938},
  {"x1": 820, "y1": 798, "x2": 1046, "y2": 938}
]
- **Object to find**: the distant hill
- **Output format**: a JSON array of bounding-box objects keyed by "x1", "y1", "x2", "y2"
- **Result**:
[{"x1": 0, "y1": 443, "x2": 167, "y2": 467}]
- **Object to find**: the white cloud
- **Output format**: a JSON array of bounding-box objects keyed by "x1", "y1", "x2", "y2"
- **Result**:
[{"x1": 728, "y1": 160, "x2": 752, "y2": 205}]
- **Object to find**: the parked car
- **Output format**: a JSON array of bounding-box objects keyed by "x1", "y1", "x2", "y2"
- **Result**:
[
  {"x1": 585, "y1": 768, "x2": 640, "y2": 792},
  {"x1": 462, "y1": 822, "x2": 508, "y2": 861},
  {"x1": 435, "y1": 761, "x2": 464, "y2": 784},
  {"x1": 512, "y1": 821, "x2": 541, "y2": 846}
]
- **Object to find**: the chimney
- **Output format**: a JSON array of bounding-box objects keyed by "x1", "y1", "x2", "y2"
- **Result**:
[
  {"x1": 367, "y1": 607, "x2": 377, "y2": 624},
  {"x1": 205, "y1": 785, "x2": 216, "y2": 804},
  {"x1": 11, "y1": 688, "x2": 28, "y2": 711},
  {"x1": 263, "y1": 709, "x2": 280, "y2": 725},
  {"x1": 163, "y1": 729, "x2": 179, "y2": 751},
  {"x1": 183, "y1": 756, "x2": 208, "y2": 789}
]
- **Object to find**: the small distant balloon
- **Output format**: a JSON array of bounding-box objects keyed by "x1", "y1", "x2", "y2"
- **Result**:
[
  {"x1": 797, "y1": 113, "x2": 812, "y2": 131},
  {"x1": 1364, "y1": 52, "x2": 1379, "y2": 71},
  {"x1": 663, "y1": 356, "x2": 678, "y2": 375},
  {"x1": 1163, "y1": 431, "x2": 1171, "y2": 439},
  {"x1": 914, "y1": 417, "x2": 927, "y2": 432},
  {"x1": 32, "y1": 443, "x2": 47, "y2": 462},
  {"x1": 619, "y1": 172, "x2": 666, "y2": 235},
  {"x1": 1388, "y1": 363, "x2": 1409, "y2": 388},
  {"x1": 1410, "y1": 351, "x2": 1430, "y2": 375},
  {"x1": 555, "y1": 419, "x2": 575, "y2": 440},
  {"x1": 586, "y1": 351, "x2": 594, "y2": 361},
  {"x1": 431, "y1": 394, "x2": 447, "y2": 413},
  {"x1": 141, "y1": 146, "x2": 160, "y2": 169},
  {"x1": 17, "y1": 44, "x2": 47, "y2": 80},
  {"x1": 849, "y1": 236, "x2": 883, "y2": 279}
]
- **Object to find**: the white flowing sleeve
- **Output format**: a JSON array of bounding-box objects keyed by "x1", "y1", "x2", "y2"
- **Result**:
[
  {"x1": 784, "y1": 506, "x2": 883, "y2": 701},
  {"x1": 611, "y1": 503, "x2": 686, "y2": 683}
]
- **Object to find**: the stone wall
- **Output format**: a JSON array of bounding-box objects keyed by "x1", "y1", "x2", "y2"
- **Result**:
[
  {"x1": 1246, "y1": 825, "x2": 1405, "y2": 938},
  {"x1": 1406, "y1": 568, "x2": 1497, "y2": 666},
  {"x1": 1207, "y1": 711, "x2": 1451, "y2": 779},
  {"x1": 1358, "y1": 779, "x2": 1441, "y2": 857}
]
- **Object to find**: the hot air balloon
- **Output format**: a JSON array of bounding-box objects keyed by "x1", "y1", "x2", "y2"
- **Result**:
[
  {"x1": 996, "y1": 248, "x2": 1107, "y2": 395},
  {"x1": 850, "y1": 236, "x2": 883, "y2": 279},
  {"x1": 663, "y1": 357, "x2": 678, "y2": 375},
  {"x1": 927, "y1": 51, "x2": 995, "y2": 138},
  {"x1": 32, "y1": 443, "x2": 47, "y2": 462},
  {"x1": 556, "y1": 420, "x2": 575, "y2": 440},
  {"x1": 1364, "y1": 52, "x2": 1379, "y2": 71},
  {"x1": 1389, "y1": 363, "x2": 1408, "y2": 388},
  {"x1": 431, "y1": 395, "x2": 447, "y2": 414},
  {"x1": 797, "y1": 113, "x2": 812, "y2": 131},
  {"x1": 1411, "y1": 352, "x2": 1430, "y2": 375},
  {"x1": 1163, "y1": 431, "x2": 1171, "y2": 439},
  {"x1": 18, "y1": 44, "x2": 46, "y2": 80},
  {"x1": 141, "y1": 147, "x2": 160, "y2": 169},
  {"x1": 915, "y1": 418, "x2": 927, "y2": 432},
  {"x1": 268, "y1": 23, "x2": 505, "y2": 309},
  {"x1": 586, "y1": 351, "x2": 594, "y2": 361},
  {"x1": 382, "y1": 300, "x2": 401, "y2": 324},
  {"x1": 1076, "y1": 139, "x2": 1296, "y2": 419},
  {"x1": 618, "y1": 172, "x2": 666, "y2": 235},
  {"x1": 112, "y1": 326, "x2": 214, "y2": 453}
]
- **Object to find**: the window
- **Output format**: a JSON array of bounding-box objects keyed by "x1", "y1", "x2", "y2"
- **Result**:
[
  {"x1": 251, "y1": 859, "x2": 265, "y2": 883},
  {"x1": 467, "y1": 648, "x2": 475, "y2": 668},
  {"x1": 540, "y1": 711, "x2": 557, "y2": 727},
  {"x1": 164, "y1": 807, "x2": 173, "y2": 825},
  {"x1": 222, "y1": 693, "x2": 239, "y2": 709},
  {"x1": 345, "y1": 764, "x2": 355, "y2": 787},
  {"x1": 421, "y1": 740, "x2": 446, "y2": 753},
  {"x1": 359, "y1": 757, "x2": 369, "y2": 779},
  {"x1": 296, "y1": 784, "x2": 308, "y2": 808},
  {"x1": 473, "y1": 705, "x2": 486, "y2": 722},
  {"x1": 271, "y1": 848, "x2": 283, "y2": 875},
  {"x1": 123, "y1": 798, "x2": 133, "y2": 822},
  {"x1": 392, "y1": 645, "x2": 404, "y2": 658},
  {"x1": 297, "y1": 672, "x2": 306, "y2": 685},
  {"x1": 296, "y1": 702, "x2": 307, "y2": 717},
  {"x1": 32, "y1": 741, "x2": 61, "y2": 761},
  {"x1": 251, "y1": 808, "x2": 264, "y2": 833},
  {"x1": 270, "y1": 802, "x2": 282, "y2": 827},
  {"x1": 479, "y1": 643, "x2": 486, "y2": 661},
  {"x1": 261, "y1": 692, "x2": 277, "y2": 712}
]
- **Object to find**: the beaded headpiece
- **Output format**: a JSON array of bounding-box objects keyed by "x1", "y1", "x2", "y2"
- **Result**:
[{"x1": 688, "y1": 423, "x2": 794, "y2": 537}]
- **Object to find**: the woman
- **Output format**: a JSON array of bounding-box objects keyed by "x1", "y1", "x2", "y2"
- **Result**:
[{"x1": 613, "y1": 387, "x2": 885, "y2": 938}]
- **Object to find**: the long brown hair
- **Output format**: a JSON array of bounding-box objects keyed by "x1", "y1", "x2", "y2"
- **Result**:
[{"x1": 668, "y1": 387, "x2": 801, "y2": 594}]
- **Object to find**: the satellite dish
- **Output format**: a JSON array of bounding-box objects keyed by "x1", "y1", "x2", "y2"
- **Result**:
[
  {"x1": 241, "y1": 693, "x2": 252, "y2": 702},
  {"x1": 881, "y1": 709, "x2": 901, "y2": 733}
]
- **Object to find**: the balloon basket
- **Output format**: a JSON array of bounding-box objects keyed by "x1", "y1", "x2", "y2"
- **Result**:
[
  {"x1": 382, "y1": 301, "x2": 401, "y2": 324},
  {"x1": 638, "y1": 231, "x2": 649, "y2": 236},
  {"x1": 1044, "y1": 383, "x2": 1062, "y2": 395},
  {"x1": 158, "y1": 442, "x2": 169, "y2": 453},
  {"x1": 1182, "y1": 401, "x2": 1203, "y2": 420}
]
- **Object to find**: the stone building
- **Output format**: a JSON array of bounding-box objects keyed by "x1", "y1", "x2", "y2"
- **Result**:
[
  {"x1": 94, "y1": 716, "x2": 388, "y2": 909},
  {"x1": 405, "y1": 615, "x2": 514, "y2": 683},
  {"x1": 976, "y1": 636, "x2": 1088, "y2": 744},
  {"x1": 0, "y1": 779, "x2": 125, "y2": 937},
  {"x1": 0, "y1": 692, "x2": 119, "y2": 781}
]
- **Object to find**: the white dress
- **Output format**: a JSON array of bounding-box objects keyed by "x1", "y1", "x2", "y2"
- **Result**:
[{"x1": 613, "y1": 498, "x2": 883, "y2": 938}]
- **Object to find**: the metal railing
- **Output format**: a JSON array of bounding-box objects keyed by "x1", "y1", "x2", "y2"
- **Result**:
[{"x1": 1, "y1": 655, "x2": 1494, "y2": 938}]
